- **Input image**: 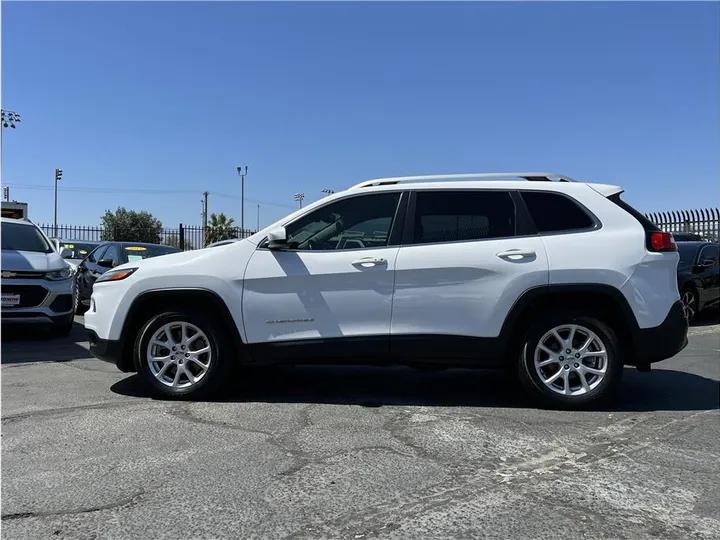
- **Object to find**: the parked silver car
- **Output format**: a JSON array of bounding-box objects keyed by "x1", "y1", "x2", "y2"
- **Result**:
[{"x1": 1, "y1": 217, "x2": 75, "y2": 334}]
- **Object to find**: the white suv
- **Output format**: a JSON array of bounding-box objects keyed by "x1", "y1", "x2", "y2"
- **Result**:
[{"x1": 84, "y1": 173, "x2": 688, "y2": 407}]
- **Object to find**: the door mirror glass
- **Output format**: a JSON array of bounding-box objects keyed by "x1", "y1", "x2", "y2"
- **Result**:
[
  {"x1": 267, "y1": 227, "x2": 288, "y2": 249},
  {"x1": 97, "y1": 258, "x2": 114, "y2": 269},
  {"x1": 60, "y1": 248, "x2": 73, "y2": 259}
]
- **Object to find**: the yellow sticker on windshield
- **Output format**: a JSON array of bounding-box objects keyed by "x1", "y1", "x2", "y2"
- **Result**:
[
  {"x1": 125, "y1": 246, "x2": 147, "y2": 251},
  {"x1": 79, "y1": 250, "x2": 88, "y2": 254},
  {"x1": 64, "y1": 244, "x2": 74, "y2": 249}
]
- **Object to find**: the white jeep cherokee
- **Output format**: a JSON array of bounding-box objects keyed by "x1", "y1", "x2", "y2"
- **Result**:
[{"x1": 85, "y1": 173, "x2": 688, "y2": 407}]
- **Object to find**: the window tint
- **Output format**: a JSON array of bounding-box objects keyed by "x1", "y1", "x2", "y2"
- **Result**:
[
  {"x1": 284, "y1": 193, "x2": 401, "y2": 251},
  {"x1": 413, "y1": 191, "x2": 516, "y2": 244},
  {"x1": 88, "y1": 245, "x2": 107, "y2": 263},
  {"x1": 522, "y1": 191, "x2": 595, "y2": 233},
  {"x1": 103, "y1": 245, "x2": 121, "y2": 264},
  {"x1": 1, "y1": 222, "x2": 54, "y2": 253},
  {"x1": 700, "y1": 245, "x2": 719, "y2": 263}
]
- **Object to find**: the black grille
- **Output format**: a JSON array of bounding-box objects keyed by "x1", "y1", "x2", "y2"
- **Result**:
[
  {"x1": 1, "y1": 285, "x2": 49, "y2": 308},
  {"x1": 49, "y1": 294, "x2": 73, "y2": 313}
]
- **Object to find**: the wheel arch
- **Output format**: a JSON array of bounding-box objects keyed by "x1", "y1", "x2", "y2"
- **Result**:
[
  {"x1": 499, "y1": 284, "x2": 639, "y2": 362},
  {"x1": 117, "y1": 288, "x2": 246, "y2": 372}
]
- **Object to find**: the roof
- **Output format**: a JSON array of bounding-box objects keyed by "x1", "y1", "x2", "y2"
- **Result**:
[{"x1": 1, "y1": 216, "x2": 34, "y2": 226}]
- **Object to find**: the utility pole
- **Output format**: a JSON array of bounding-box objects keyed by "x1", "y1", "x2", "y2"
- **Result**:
[
  {"x1": 236, "y1": 165, "x2": 248, "y2": 233},
  {"x1": 202, "y1": 191, "x2": 209, "y2": 245},
  {"x1": 256, "y1": 204, "x2": 261, "y2": 231},
  {"x1": 294, "y1": 192, "x2": 305, "y2": 208},
  {"x1": 3, "y1": 186, "x2": 9, "y2": 202},
  {"x1": 322, "y1": 189, "x2": 335, "y2": 196},
  {"x1": 54, "y1": 168, "x2": 63, "y2": 236}
]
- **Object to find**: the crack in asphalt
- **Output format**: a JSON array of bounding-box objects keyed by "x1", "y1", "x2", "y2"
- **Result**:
[
  {"x1": 283, "y1": 409, "x2": 719, "y2": 539},
  {"x1": 1, "y1": 400, "x2": 151, "y2": 424},
  {"x1": 1, "y1": 489, "x2": 146, "y2": 522}
]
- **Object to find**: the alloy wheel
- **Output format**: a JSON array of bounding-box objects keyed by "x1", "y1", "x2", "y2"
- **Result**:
[
  {"x1": 681, "y1": 290, "x2": 697, "y2": 321},
  {"x1": 533, "y1": 324, "x2": 608, "y2": 396},
  {"x1": 146, "y1": 322, "x2": 212, "y2": 388}
]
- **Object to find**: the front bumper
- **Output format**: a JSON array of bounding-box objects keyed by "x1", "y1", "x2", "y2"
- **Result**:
[
  {"x1": 1, "y1": 275, "x2": 75, "y2": 327},
  {"x1": 631, "y1": 300, "x2": 689, "y2": 366},
  {"x1": 87, "y1": 329, "x2": 129, "y2": 370}
]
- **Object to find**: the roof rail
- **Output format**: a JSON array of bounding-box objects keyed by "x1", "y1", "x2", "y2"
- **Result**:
[{"x1": 349, "y1": 172, "x2": 579, "y2": 190}]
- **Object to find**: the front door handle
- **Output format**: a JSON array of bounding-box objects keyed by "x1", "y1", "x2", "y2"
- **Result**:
[
  {"x1": 351, "y1": 257, "x2": 387, "y2": 267},
  {"x1": 496, "y1": 249, "x2": 536, "y2": 260}
]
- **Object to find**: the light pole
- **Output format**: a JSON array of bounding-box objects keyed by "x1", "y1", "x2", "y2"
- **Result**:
[
  {"x1": 257, "y1": 204, "x2": 261, "y2": 231},
  {"x1": 294, "y1": 192, "x2": 305, "y2": 208},
  {"x1": 322, "y1": 189, "x2": 335, "y2": 196},
  {"x1": 54, "y1": 168, "x2": 63, "y2": 236},
  {"x1": 1, "y1": 110, "x2": 22, "y2": 176},
  {"x1": 236, "y1": 166, "x2": 248, "y2": 233}
]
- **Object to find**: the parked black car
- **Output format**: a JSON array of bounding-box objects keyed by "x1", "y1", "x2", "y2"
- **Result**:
[
  {"x1": 673, "y1": 232, "x2": 706, "y2": 242},
  {"x1": 676, "y1": 241, "x2": 719, "y2": 321},
  {"x1": 75, "y1": 241, "x2": 181, "y2": 313}
]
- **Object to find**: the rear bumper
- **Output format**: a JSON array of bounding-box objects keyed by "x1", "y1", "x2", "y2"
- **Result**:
[
  {"x1": 87, "y1": 329, "x2": 129, "y2": 371},
  {"x1": 631, "y1": 300, "x2": 689, "y2": 365}
]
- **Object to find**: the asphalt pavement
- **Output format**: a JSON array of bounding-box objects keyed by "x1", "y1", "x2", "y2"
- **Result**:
[{"x1": 1, "y1": 315, "x2": 719, "y2": 540}]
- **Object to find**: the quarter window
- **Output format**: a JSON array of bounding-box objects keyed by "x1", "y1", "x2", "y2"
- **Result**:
[
  {"x1": 103, "y1": 245, "x2": 121, "y2": 265},
  {"x1": 284, "y1": 193, "x2": 401, "y2": 251},
  {"x1": 521, "y1": 191, "x2": 595, "y2": 233},
  {"x1": 412, "y1": 190, "x2": 516, "y2": 244}
]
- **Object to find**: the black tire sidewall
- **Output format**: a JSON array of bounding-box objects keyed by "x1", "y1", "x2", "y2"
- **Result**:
[
  {"x1": 136, "y1": 310, "x2": 229, "y2": 399},
  {"x1": 517, "y1": 313, "x2": 622, "y2": 408}
]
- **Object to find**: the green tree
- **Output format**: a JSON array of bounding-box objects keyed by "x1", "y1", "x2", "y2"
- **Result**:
[
  {"x1": 101, "y1": 207, "x2": 163, "y2": 244},
  {"x1": 164, "y1": 233, "x2": 193, "y2": 250},
  {"x1": 205, "y1": 213, "x2": 237, "y2": 245}
]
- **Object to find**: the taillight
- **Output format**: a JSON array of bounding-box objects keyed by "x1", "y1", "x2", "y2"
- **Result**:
[{"x1": 648, "y1": 231, "x2": 677, "y2": 252}]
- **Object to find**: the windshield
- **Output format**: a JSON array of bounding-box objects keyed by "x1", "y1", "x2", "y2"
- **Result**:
[
  {"x1": 2, "y1": 222, "x2": 54, "y2": 253},
  {"x1": 677, "y1": 243, "x2": 699, "y2": 264},
  {"x1": 123, "y1": 244, "x2": 180, "y2": 262},
  {"x1": 61, "y1": 242, "x2": 98, "y2": 259}
]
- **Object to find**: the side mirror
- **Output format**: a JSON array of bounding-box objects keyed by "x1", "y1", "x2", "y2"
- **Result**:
[
  {"x1": 60, "y1": 248, "x2": 73, "y2": 259},
  {"x1": 267, "y1": 227, "x2": 288, "y2": 250},
  {"x1": 97, "y1": 258, "x2": 114, "y2": 269}
]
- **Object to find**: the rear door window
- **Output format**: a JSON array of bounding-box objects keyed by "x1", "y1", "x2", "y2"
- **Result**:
[{"x1": 411, "y1": 190, "x2": 516, "y2": 244}]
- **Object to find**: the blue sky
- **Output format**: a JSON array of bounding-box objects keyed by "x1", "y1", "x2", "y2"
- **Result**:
[{"x1": 2, "y1": 1, "x2": 718, "y2": 230}]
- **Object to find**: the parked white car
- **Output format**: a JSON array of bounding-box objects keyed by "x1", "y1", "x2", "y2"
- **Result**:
[
  {"x1": 2, "y1": 217, "x2": 76, "y2": 334},
  {"x1": 84, "y1": 172, "x2": 688, "y2": 407}
]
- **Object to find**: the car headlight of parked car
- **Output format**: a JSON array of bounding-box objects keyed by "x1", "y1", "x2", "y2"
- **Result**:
[
  {"x1": 95, "y1": 267, "x2": 138, "y2": 283},
  {"x1": 45, "y1": 266, "x2": 74, "y2": 281}
]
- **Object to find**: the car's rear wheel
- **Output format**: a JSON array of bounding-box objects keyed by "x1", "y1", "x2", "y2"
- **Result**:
[
  {"x1": 516, "y1": 312, "x2": 623, "y2": 409},
  {"x1": 135, "y1": 310, "x2": 232, "y2": 399},
  {"x1": 680, "y1": 285, "x2": 699, "y2": 322}
]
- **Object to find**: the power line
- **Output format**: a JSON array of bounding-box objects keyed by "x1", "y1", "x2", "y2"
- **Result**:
[{"x1": 4, "y1": 183, "x2": 297, "y2": 209}]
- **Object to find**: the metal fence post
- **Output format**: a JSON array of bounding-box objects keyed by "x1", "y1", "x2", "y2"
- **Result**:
[{"x1": 179, "y1": 224, "x2": 185, "y2": 251}]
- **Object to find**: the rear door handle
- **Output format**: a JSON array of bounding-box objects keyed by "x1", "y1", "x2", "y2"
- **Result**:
[
  {"x1": 351, "y1": 257, "x2": 387, "y2": 267},
  {"x1": 496, "y1": 249, "x2": 536, "y2": 260}
]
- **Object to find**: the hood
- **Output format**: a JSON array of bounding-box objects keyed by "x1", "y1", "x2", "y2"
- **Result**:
[
  {"x1": 111, "y1": 238, "x2": 257, "y2": 276},
  {"x1": 1, "y1": 249, "x2": 68, "y2": 272}
]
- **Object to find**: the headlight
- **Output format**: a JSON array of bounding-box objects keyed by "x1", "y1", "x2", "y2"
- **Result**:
[
  {"x1": 96, "y1": 267, "x2": 138, "y2": 283},
  {"x1": 45, "y1": 266, "x2": 73, "y2": 281}
]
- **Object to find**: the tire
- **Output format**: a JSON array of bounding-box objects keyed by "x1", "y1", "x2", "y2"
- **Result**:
[
  {"x1": 51, "y1": 314, "x2": 75, "y2": 337},
  {"x1": 680, "y1": 285, "x2": 699, "y2": 323},
  {"x1": 74, "y1": 289, "x2": 88, "y2": 315},
  {"x1": 135, "y1": 309, "x2": 232, "y2": 399},
  {"x1": 516, "y1": 311, "x2": 623, "y2": 409}
]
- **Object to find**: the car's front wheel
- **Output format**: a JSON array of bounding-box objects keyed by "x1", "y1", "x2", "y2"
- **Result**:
[
  {"x1": 135, "y1": 310, "x2": 232, "y2": 399},
  {"x1": 516, "y1": 312, "x2": 623, "y2": 409}
]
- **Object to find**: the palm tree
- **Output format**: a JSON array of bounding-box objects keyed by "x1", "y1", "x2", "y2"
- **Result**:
[{"x1": 205, "y1": 213, "x2": 237, "y2": 246}]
